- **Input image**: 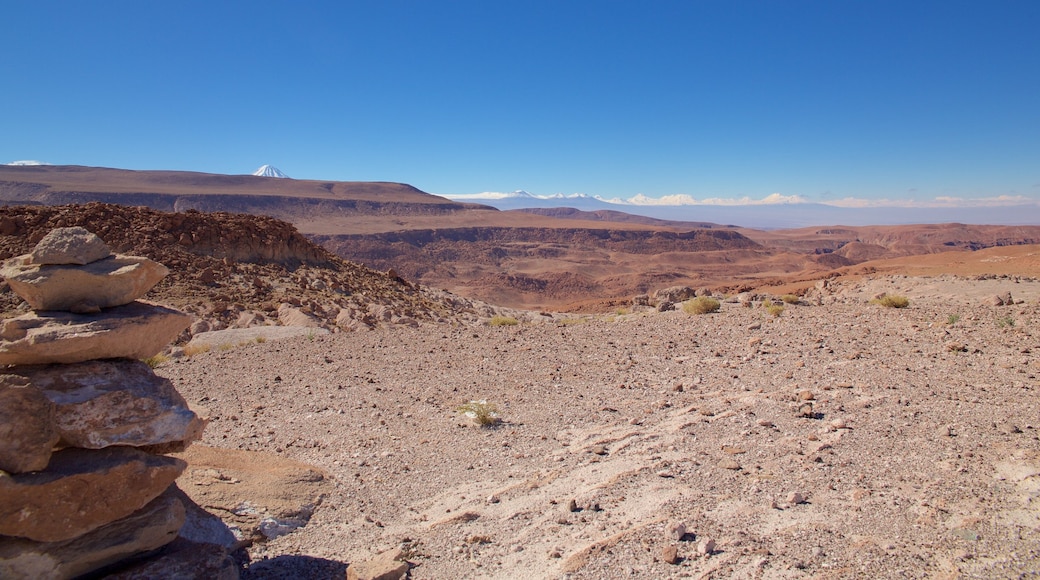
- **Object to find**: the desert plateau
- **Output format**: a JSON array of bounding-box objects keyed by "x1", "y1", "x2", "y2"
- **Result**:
[{"x1": 1, "y1": 168, "x2": 1039, "y2": 579}]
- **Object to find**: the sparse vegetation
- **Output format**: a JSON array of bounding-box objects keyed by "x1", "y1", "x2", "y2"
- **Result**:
[
  {"x1": 871, "y1": 295, "x2": 910, "y2": 309},
  {"x1": 683, "y1": 296, "x2": 721, "y2": 315},
  {"x1": 458, "y1": 400, "x2": 501, "y2": 427},
  {"x1": 997, "y1": 315, "x2": 1015, "y2": 328},
  {"x1": 489, "y1": 315, "x2": 519, "y2": 327},
  {"x1": 615, "y1": 308, "x2": 630, "y2": 316},
  {"x1": 946, "y1": 314, "x2": 961, "y2": 325},
  {"x1": 142, "y1": 353, "x2": 170, "y2": 368},
  {"x1": 781, "y1": 294, "x2": 800, "y2": 304},
  {"x1": 255, "y1": 336, "x2": 267, "y2": 344},
  {"x1": 182, "y1": 343, "x2": 211, "y2": 357},
  {"x1": 218, "y1": 343, "x2": 236, "y2": 351},
  {"x1": 767, "y1": 304, "x2": 785, "y2": 317}
]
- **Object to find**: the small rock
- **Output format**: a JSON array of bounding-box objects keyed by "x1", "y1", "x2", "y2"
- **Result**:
[
  {"x1": 567, "y1": 499, "x2": 579, "y2": 513},
  {"x1": 796, "y1": 403, "x2": 814, "y2": 418},
  {"x1": 590, "y1": 445, "x2": 608, "y2": 456},
  {"x1": 697, "y1": 538, "x2": 716, "y2": 555},
  {"x1": 486, "y1": 495, "x2": 500, "y2": 504},
  {"x1": 798, "y1": 390, "x2": 815, "y2": 401},
  {"x1": 660, "y1": 544, "x2": 680, "y2": 565},
  {"x1": 718, "y1": 458, "x2": 741, "y2": 470},
  {"x1": 830, "y1": 418, "x2": 847, "y2": 430},
  {"x1": 346, "y1": 547, "x2": 409, "y2": 580},
  {"x1": 668, "y1": 522, "x2": 687, "y2": 541},
  {"x1": 787, "y1": 492, "x2": 806, "y2": 505}
]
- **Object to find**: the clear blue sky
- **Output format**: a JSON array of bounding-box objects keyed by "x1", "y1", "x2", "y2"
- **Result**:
[{"x1": 3, "y1": 1, "x2": 1038, "y2": 204}]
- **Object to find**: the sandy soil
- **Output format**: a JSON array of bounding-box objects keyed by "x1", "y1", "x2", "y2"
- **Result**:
[{"x1": 155, "y1": 275, "x2": 1040, "y2": 579}]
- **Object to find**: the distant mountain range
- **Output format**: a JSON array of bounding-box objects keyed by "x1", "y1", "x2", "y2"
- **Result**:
[{"x1": 444, "y1": 190, "x2": 1040, "y2": 229}]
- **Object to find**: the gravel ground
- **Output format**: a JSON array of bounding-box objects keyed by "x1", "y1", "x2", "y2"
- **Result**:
[{"x1": 156, "y1": 276, "x2": 1040, "y2": 579}]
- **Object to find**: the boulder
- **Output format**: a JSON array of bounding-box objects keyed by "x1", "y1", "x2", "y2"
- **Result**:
[
  {"x1": 2, "y1": 254, "x2": 168, "y2": 313},
  {"x1": 0, "y1": 490, "x2": 185, "y2": 580},
  {"x1": 0, "y1": 447, "x2": 185, "y2": 542},
  {"x1": 654, "y1": 285, "x2": 696, "y2": 303},
  {"x1": 278, "y1": 303, "x2": 324, "y2": 327},
  {"x1": 0, "y1": 301, "x2": 191, "y2": 366},
  {"x1": 10, "y1": 359, "x2": 205, "y2": 450},
  {"x1": 0, "y1": 374, "x2": 60, "y2": 473},
  {"x1": 27, "y1": 226, "x2": 112, "y2": 266}
]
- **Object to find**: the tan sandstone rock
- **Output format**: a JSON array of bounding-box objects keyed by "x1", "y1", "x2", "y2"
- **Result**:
[
  {"x1": 8, "y1": 359, "x2": 205, "y2": 450},
  {"x1": 0, "y1": 374, "x2": 60, "y2": 473},
  {"x1": 27, "y1": 226, "x2": 113, "y2": 266},
  {"x1": 1, "y1": 254, "x2": 168, "y2": 313},
  {"x1": 0, "y1": 447, "x2": 185, "y2": 542},
  {"x1": 0, "y1": 301, "x2": 191, "y2": 366},
  {"x1": 346, "y1": 547, "x2": 410, "y2": 580},
  {"x1": 0, "y1": 489, "x2": 185, "y2": 580}
]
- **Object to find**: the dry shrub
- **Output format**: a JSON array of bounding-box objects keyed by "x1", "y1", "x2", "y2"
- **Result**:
[
  {"x1": 683, "y1": 296, "x2": 721, "y2": 315},
  {"x1": 183, "y1": 343, "x2": 211, "y2": 357},
  {"x1": 458, "y1": 400, "x2": 501, "y2": 427},
  {"x1": 489, "y1": 315, "x2": 519, "y2": 327},
  {"x1": 871, "y1": 295, "x2": 910, "y2": 308}
]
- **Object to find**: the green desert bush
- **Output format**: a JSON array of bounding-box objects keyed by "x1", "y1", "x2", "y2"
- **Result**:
[
  {"x1": 871, "y1": 295, "x2": 910, "y2": 309},
  {"x1": 780, "y1": 294, "x2": 800, "y2": 304},
  {"x1": 458, "y1": 400, "x2": 501, "y2": 427},
  {"x1": 767, "y1": 304, "x2": 785, "y2": 317},
  {"x1": 489, "y1": 315, "x2": 519, "y2": 327},
  {"x1": 683, "y1": 296, "x2": 721, "y2": 315},
  {"x1": 997, "y1": 315, "x2": 1015, "y2": 328},
  {"x1": 946, "y1": 314, "x2": 961, "y2": 325}
]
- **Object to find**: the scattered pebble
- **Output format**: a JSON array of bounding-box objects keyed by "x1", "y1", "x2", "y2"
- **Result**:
[{"x1": 697, "y1": 539, "x2": 716, "y2": 556}]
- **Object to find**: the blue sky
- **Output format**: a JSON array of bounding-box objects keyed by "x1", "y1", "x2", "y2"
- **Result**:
[{"x1": 3, "y1": 1, "x2": 1039, "y2": 208}]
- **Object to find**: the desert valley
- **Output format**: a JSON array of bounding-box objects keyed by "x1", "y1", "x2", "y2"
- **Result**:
[{"x1": 1, "y1": 165, "x2": 1039, "y2": 579}]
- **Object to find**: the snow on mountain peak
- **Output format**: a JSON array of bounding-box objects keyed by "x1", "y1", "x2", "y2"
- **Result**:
[{"x1": 253, "y1": 165, "x2": 289, "y2": 178}]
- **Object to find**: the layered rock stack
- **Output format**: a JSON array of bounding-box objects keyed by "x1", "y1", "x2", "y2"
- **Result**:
[{"x1": 0, "y1": 228, "x2": 220, "y2": 578}]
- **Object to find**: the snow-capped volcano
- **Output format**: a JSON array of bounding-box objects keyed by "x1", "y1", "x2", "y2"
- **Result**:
[{"x1": 253, "y1": 165, "x2": 289, "y2": 178}]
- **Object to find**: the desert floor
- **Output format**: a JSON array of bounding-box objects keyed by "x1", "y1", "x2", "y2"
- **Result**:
[{"x1": 159, "y1": 275, "x2": 1040, "y2": 579}]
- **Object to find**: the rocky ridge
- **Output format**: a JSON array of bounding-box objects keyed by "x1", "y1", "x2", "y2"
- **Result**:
[{"x1": 0, "y1": 204, "x2": 530, "y2": 343}]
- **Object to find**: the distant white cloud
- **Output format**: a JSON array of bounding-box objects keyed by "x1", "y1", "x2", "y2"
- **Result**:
[
  {"x1": 6, "y1": 160, "x2": 50, "y2": 166},
  {"x1": 446, "y1": 191, "x2": 810, "y2": 206},
  {"x1": 825, "y1": 195, "x2": 1036, "y2": 208},
  {"x1": 445, "y1": 190, "x2": 1039, "y2": 209}
]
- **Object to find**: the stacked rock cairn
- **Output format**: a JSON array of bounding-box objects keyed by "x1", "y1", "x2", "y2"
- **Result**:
[{"x1": 0, "y1": 227, "x2": 233, "y2": 578}]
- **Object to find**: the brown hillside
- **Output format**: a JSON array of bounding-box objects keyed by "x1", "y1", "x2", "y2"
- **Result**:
[{"x1": 0, "y1": 203, "x2": 487, "y2": 330}]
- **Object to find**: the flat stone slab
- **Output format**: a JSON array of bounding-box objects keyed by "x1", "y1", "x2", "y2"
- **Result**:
[
  {"x1": 0, "y1": 488, "x2": 184, "y2": 580},
  {"x1": 2, "y1": 254, "x2": 168, "y2": 313},
  {"x1": 0, "y1": 447, "x2": 185, "y2": 542},
  {"x1": 8, "y1": 359, "x2": 205, "y2": 450},
  {"x1": 187, "y1": 326, "x2": 329, "y2": 348},
  {"x1": 0, "y1": 301, "x2": 190, "y2": 365}
]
